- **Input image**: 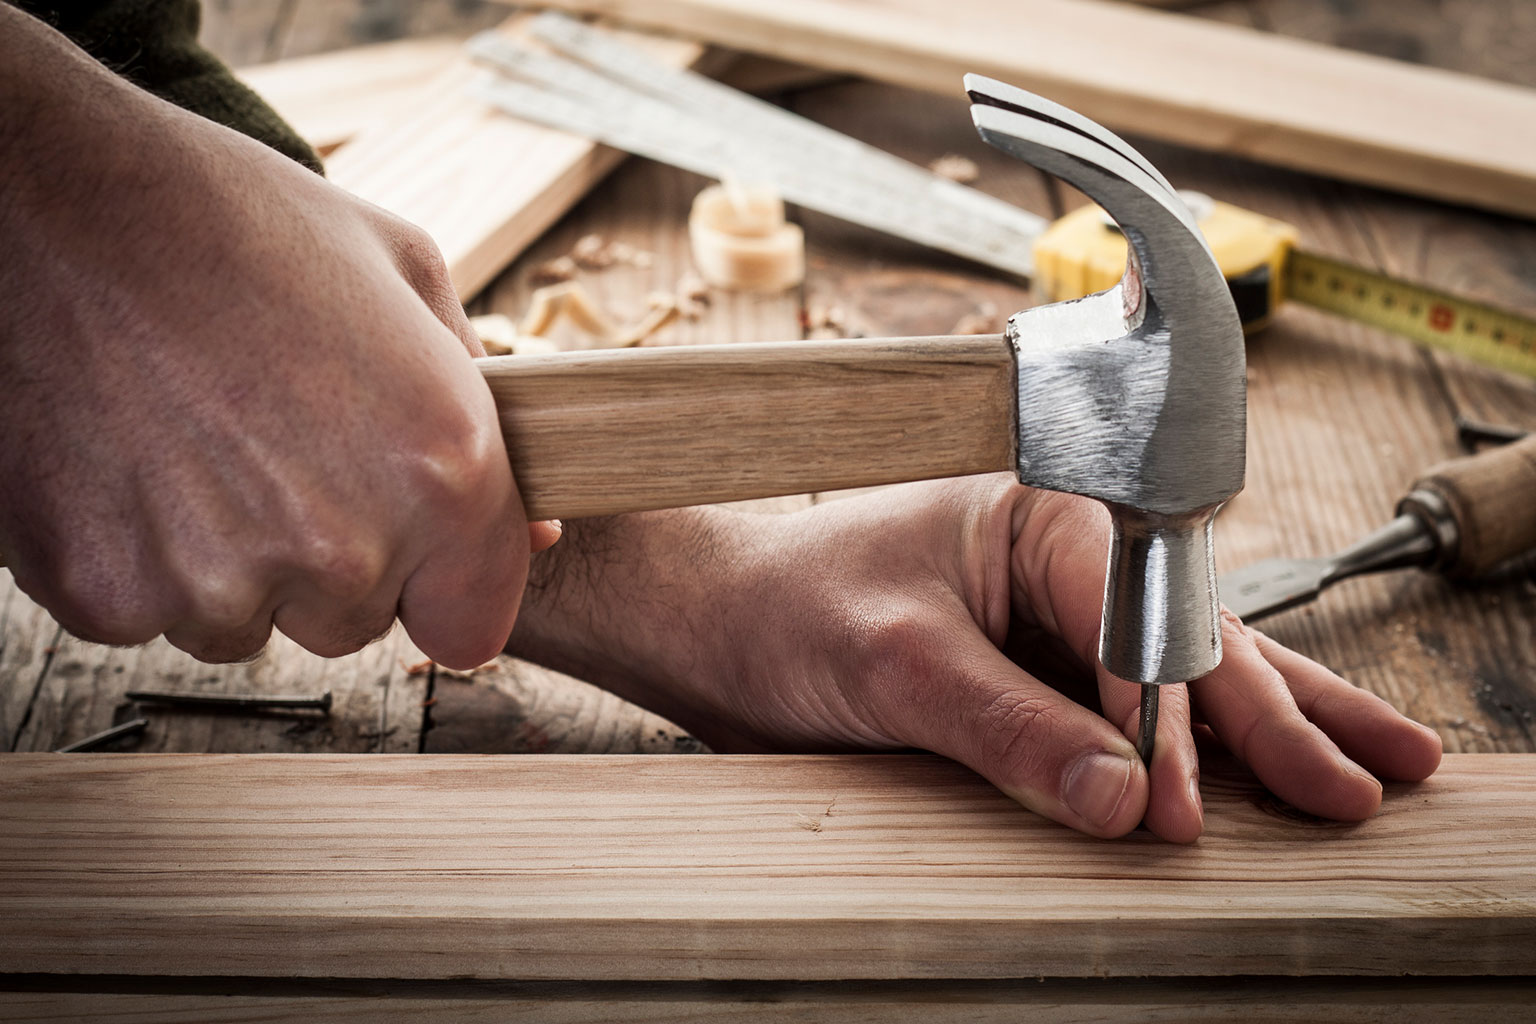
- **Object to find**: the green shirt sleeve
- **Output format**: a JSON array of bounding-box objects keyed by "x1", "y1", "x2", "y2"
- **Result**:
[{"x1": 9, "y1": 0, "x2": 323, "y2": 173}]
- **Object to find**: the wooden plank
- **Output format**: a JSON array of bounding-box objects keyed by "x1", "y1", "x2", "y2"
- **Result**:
[
  {"x1": 270, "y1": 0, "x2": 508, "y2": 62},
  {"x1": 1, "y1": 753, "x2": 1532, "y2": 981},
  {"x1": 236, "y1": 37, "x2": 462, "y2": 154},
  {"x1": 324, "y1": 16, "x2": 712, "y2": 300},
  {"x1": 6, "y1": 977, "x2": 1536, "y2": 1023},
  {"x1": 526, "y1": 0, "x2": 1536, "y2": 220}
]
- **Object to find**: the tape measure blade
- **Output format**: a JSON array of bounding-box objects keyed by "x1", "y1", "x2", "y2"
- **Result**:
[
  {"x1": 531, "y1": 10, "x2": 1045, "y2": 239},
  {"x1": 1285, "y1": 250, "x2": 1536, "y2": 380},
  {"x1": 473, "y1": 41, "x2": 1038, "y2": 277}
]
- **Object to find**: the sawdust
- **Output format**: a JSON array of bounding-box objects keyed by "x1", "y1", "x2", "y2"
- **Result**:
[
  {"x1": 529, "y1": 255, "x2": 577, "y2": 286},
  {"x1": 929, "y1": 153, "x2": 980, "y2": 183},
  {"x1": 949, "y1": 301, "x2": 1002, "y2": 335},
  {"x1": 472, "y1": 282, "x2": 683, "y2": 355},
  {"x1": 801, "y1": 302, "x2": 848, "y2": 339},
  {"x1": 530, "y1": 235, "x2": 654, "y2": 285}
]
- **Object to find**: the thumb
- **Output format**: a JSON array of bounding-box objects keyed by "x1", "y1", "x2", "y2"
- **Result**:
[{"x1": 903, "y1": 641, "x2": 1148, "y2": 837}]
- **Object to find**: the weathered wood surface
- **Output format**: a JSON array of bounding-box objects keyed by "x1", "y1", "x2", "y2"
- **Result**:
[
  {"x1": 1, "y1": 753, "x2": 1533, "y2": 981},
  {"x1": 0, "y1": 0, "x2": 1531, "y2": 759},
  {"x1": 9, "y1": 978, "x2": 1536, "y2": 1023}
]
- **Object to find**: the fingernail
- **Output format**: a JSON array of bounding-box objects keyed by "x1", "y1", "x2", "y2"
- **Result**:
[
  {"x1": 549, "y1": 519, "x2": 563, "y2": 533},
  {"x1": 1064, "y1": 752, "x2": 1133, "y2": 827},
  {"x1": 1188, "y1": 775, "x2": 1203, "y2": 819}
]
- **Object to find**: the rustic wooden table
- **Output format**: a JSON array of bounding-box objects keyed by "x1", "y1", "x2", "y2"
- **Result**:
[{"x1": 1, "y1": 0, "x2": 1531, "y2": 763}]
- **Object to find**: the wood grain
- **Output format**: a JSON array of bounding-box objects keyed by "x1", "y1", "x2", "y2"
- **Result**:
[
  {"x1": 324, "y1": 15, "x2": 710, "y2": 299},
  {"x1": 527, "y1": 0, "x2": 1536, "y2": 220},
  {"x1": 0, "y1": 753, "x2": 1532, "y2": 981},
  {"x1": 7, "y1": 977, "x2": 1536, "y2": 1022},
  {"x1": 482, "y1": 336, "x2": 1017, "y2": 519},
  {"x1": 236, "y1": 37, "x2": 462, "y2": 154}
]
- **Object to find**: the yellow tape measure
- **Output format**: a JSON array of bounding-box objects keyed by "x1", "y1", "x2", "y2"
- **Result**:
[{"x1": 1033, "y1": 198, "x2": 1536, "y2": 380}]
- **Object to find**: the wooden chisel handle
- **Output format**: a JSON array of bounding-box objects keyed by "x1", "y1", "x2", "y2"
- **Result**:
[
  {"x1": 1400, "y1": 433, "x2": 1536, "y2": 577},
  {"x1": 480, "y1": 335, "x2": 1018, "y2": 520}
]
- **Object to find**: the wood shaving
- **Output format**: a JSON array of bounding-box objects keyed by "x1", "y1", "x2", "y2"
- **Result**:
[
  {"x1": 475, "y1": 283, "x2": 682, "y2": 353},
  {"x1": 529, "y1": 255, "x2": 577, "y2": 286},
  {"x1": 518, "y1": 282, "x2": 619, "y2": 339},
  {"x1": 689, "y1": 182, "x2": 804, "y2": 292},
  {"x1": 569, "y1": 233, "x2": 654, "y2": 271},
  {"x1": 676, "y1": 272, "x2": 711, "y2": 319},
  {"x1": 949, "y1": 301, "x2": 1002, "y2": 335},
  {"x1": 801, "y1": 302, "x2": 847, "y2": 338},
  {"x1": 468, "y1": 313, "x2": 560, "y2": 356},
  {"x1": 929, "y1": 153, "x2": 980, "y2": 183},
  {"x1": 613, "y1": 292, "x2": 682, "y2": 347}
]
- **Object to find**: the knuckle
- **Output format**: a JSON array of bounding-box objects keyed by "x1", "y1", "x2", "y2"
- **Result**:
[
  {"x1": 169, "y1": 624, "x2": 273, "y2": 665},
  {"x1": 51, "y1": 556, "x2": 162, "y2": 646},
  {"x1": 408, "y1": 417, "x2": 505, "y2": 513},
  {"x1": 292, "y1": 533, "x2": 386, "y2": 602},
  {"x1": 857, "y1": 610, "x2": 935, "y2": 683},
  {"x1": 291, "y1": 618, "x2": 393, "y2": 660},
  {"x1": 182, "y1": 572, "x2": 264, "y2": 632},
  {"x1": 390, "y1": 220, "x2": 453, "y2": 287}
]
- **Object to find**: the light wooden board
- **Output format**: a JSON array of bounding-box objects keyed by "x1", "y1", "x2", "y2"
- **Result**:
[
  {"x1": 1, "y1": 753, "x2": 1533, "y2": 981},
  {"x1": 7, "y1": 977, "x2": 1536, "y2": 1023},
  {"x1": 236, "y1": 37, "x2": 462, "y2": 154},
  {"x1": 324, "y1": 15, "x2": 711, "y2": 299},
  {"x1": 525, "y1": 0, "x2": 1536, "y2": 220}
]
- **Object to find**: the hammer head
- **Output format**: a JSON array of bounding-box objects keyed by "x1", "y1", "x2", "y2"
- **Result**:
[{"x1": 967, "y1": 76, "x2": 1247, "y2": 686}]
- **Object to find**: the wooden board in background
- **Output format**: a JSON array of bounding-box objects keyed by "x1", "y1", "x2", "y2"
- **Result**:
[
  {"x1": 526, "y1": 0, "x2": 1536, "y2": 220},
  {"x1": 1, "y1": 753, "x2": 1533, "y2": 982},
  {"x1": 324, "y1": 15, "x2": 711, "y2": 299},
  {"x1": 236, "y1": 36, "x2": 462, "y2": 154}
]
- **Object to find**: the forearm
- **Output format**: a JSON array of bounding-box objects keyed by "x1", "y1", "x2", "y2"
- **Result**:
[{"x1": 506, "y1": 506, "x2": 758, "y2": 735}]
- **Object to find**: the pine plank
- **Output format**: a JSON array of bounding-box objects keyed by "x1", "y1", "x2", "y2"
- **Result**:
[
  {"x1": 236, "y1": 37, "x2": 462, "y2": 154},
  {"x1": 0, "y1": 753, "x2": 1531, "y2": 981},
  {"x1": 6, "y1": 977, "x2": 1536, "y2": 1022},
  {"x1": 526, "y1": 0, "x2": 1536, "y2": 220},
  {"x1": 323, "y1": 16, "x2": 712, "y2": 300}
]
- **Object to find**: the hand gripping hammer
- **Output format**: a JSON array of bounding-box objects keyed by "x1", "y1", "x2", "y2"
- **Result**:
[{"x1": 474, "y1": 77, "x2": 1247, "y2": 763}]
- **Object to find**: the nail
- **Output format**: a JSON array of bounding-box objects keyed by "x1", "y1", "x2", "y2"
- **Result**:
[
  {"x1": 54, "y1": 718, "x2": 149, "y2": 753},
  {"x1": 125, "y1": 689, "x2": 332, "y2": 712},
  {"x1": 1064, "y1": 751, "x2": 1133, "y2": 827},
  {"x1": 1188, "y1": 774, "x2": 1203, "y2": 819}
]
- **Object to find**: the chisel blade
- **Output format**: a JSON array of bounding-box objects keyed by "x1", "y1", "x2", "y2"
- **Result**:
[{"x1": 1219, "y1": 556, "x2": 1333, "y2": 623}]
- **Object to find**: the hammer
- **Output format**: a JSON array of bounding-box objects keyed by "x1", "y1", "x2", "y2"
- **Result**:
[
  {"x1": 0, "y1": 80, "x2": 1242, "y2": 762},
  {"x1": 482, "y1": 78, "x2": 1247, "y2": 762}
]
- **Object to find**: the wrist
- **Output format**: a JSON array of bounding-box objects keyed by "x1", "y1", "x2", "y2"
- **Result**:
[{"x1": 506, "y1": 506, "x2": 757, "y2": 732}]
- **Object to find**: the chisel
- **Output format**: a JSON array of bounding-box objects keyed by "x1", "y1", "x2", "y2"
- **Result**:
[{"x1": 1221, "y1": 434, "x2": 1536, "y2": 622}]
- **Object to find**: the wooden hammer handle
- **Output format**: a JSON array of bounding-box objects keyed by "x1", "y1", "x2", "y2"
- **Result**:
[
  {"x1": 0, "y1": 337, "x2": 1016, "y2": 571},
  {"x1": 482, "y1": 335, "x2": 1018, "y2": 520},
  {"x1": 1408, "y1": 433, "x2": 1536, "y2": 577}
]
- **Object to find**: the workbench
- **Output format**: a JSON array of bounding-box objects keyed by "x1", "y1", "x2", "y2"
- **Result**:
[{"x1": 1, "y1": 0, "x2": 1533, "y2": 1016}]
